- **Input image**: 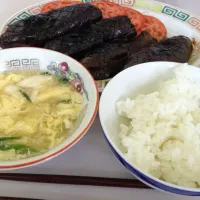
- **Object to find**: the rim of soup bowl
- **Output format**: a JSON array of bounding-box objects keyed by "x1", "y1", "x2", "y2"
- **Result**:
[
  {"x1": 99, "y1": 61, "x2": 200, "y2": 195},
  {"x1": 0, "y1": 47, "x2": 99, "y2": 169}
]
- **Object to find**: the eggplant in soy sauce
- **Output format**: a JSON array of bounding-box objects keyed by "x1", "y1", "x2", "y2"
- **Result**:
[
  {"x1": 125, "y1": 35, "x2": 193, "y2": 68},
  {"x1": 44, "y1": 16, "x2": 137, "y2": 58},
  {"x1": 0, "y1": 4, "x2": 102, "y2": 48}
]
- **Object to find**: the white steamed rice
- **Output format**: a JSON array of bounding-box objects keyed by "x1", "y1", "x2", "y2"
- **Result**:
[{"x1": 116, "y1": 64, "x2": 200, "y2": 188}]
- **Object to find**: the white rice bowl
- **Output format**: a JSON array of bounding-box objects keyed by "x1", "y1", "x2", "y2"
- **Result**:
[{"x1": 116, "y1": 64, "x2": 200, "y2": 188}]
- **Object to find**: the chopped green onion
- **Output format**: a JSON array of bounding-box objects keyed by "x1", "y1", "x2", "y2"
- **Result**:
[
  {"x1": 41, "y1": 72, "x2": 51, "y2": 75},
  {"x1": 19, "y1": 90, "x2": 32, "y2": 102},
  {"x1": 0, "y1": 144, "x2": 36, "y2": 154},
  {"x1": 0, "y1": 137, "x2": 21, "y2": 142},
  {"x1": 59, "y1": 99, "x2": 71, "y2": 104}
]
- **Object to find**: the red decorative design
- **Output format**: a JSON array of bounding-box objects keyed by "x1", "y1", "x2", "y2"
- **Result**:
[
  {"x1": 71, "y1": 78, "x2": 83, "y2": 93},
  {"x1": 121, "y1": 0, "x2": 135, "y2": 7},
  {"x1": 59, "y1": 62, "x2": 69, "y2": 74},
  {"x1": 28, "y1": 5, "x2": 42, "y2": 15},
  {"x1": 187, "y1": 17, "x2": 200, "y2": 32},
  {"x1": 93, "y1": 0, "x2": 119, "y2": 3},
  {"x1": 109, "y1": 0, "x2": 120, "y2": 4}
]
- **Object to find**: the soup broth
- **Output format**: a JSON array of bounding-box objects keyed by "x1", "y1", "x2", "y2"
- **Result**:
[{"x1": 0, "y1": 71, "x2": 83, "y2": 160}]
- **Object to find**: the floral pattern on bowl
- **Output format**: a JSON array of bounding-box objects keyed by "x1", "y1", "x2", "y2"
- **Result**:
[{"x1": 47, "y1": 61, "x2": 88, "y2": 100}]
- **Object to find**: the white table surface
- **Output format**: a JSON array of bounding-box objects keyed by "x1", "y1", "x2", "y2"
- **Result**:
[{"x1": 0, "y1": 0, "x2": 199, "y2": 199}]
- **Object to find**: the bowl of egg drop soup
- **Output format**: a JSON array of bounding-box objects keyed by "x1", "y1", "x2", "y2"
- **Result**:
[{"x1": 0, "y1": 47, "x2": 98, "y2": 169}]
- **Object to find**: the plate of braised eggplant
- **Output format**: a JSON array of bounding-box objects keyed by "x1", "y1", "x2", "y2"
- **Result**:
[{"x1": 0, "y1": 0, "x2": 200, "y2": 91}]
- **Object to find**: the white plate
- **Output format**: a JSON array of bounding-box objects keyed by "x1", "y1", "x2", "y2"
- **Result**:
[{"x1": 1, "y1": 0, "x2": 200, "y2": 92}]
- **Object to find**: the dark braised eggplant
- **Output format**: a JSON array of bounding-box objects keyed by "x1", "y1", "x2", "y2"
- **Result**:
[
  {"x1": 109, "y1": 32, "x2": 157, "y2": 55},
  {"x1": 81, "y1": 43, "x2": 128, "y2": 80},
  {"x1": 44, "y1": 28, "x2": 103, "y2": 58},
  {"x1": 125, "y1": 36, "x2": 193, "y2": 68},
  {"x1": 0, "y1": 3, "x2": 102, "y2": 48},
  {"x1": 91, "y1": 16, "x2": 137, "y2": 41},
  {"x1": 124, "y1": 32, "x2": 157, "y2": 56},
  {"x1": 44, "y1": 16, "x2": 136, "y2": 58},
  {"x1": 80, "y1": 32, "x2": 156, "y2": 80}
]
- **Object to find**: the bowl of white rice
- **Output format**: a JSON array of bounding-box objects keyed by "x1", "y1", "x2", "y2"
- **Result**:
[{"x1": 99, "y1": 62, "x2": 200, "y2": 196}]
